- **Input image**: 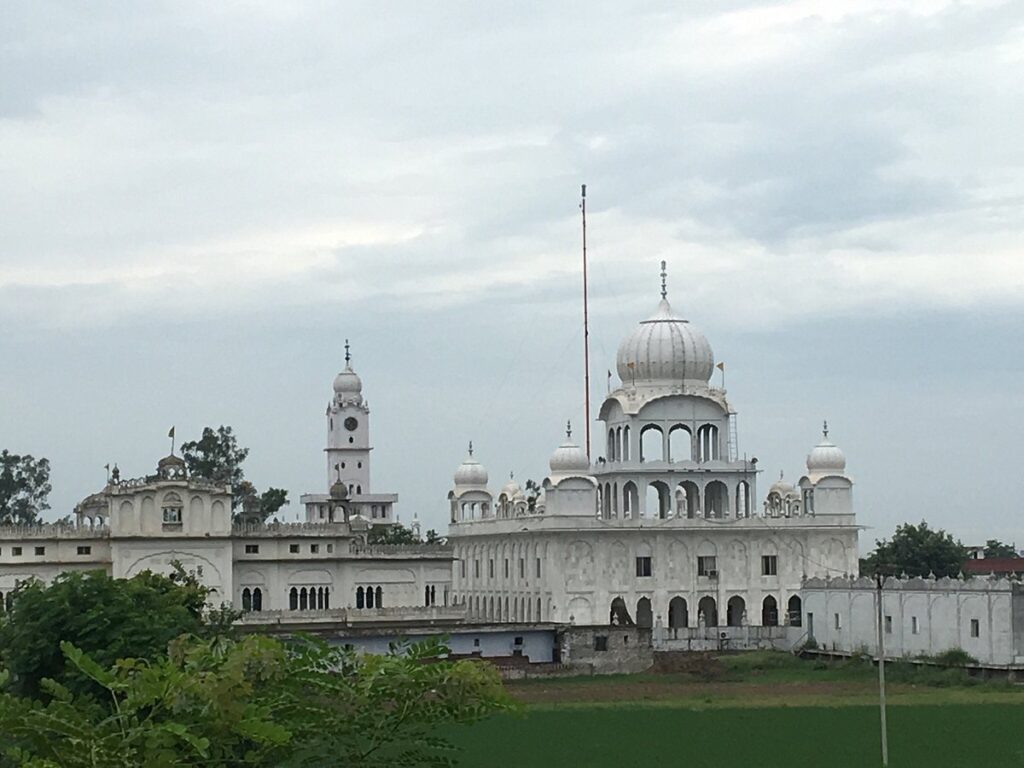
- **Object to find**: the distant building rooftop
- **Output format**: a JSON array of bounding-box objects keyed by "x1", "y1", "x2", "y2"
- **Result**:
[{"x1": 962, "y1": 557, "x2": 1024, "y2": 576}]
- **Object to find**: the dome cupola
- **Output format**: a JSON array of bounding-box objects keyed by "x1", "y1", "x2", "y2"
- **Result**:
[
  {"x1": 500, "y1": 473, "x2": 522, "y2": 499},
  {"x1": 548, "y1": 421, "x2": 591, "y2": 475},
  {"x1": 453, "y1": 442, "x2": 489, "y2": 487},
  {"x1": 333, "y1": 340, "x2": 363, "y2": 404},
  {"x1": 615, "y1": 262, "x2": 714, "y2": 387},
  {"x1": 807, "y1": 421, "x2": 847, "y2": 477}
]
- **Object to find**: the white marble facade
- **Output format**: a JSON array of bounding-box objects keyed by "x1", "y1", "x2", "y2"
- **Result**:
[
  {"x1": 448, "y1": 264, "x2": 860, "y2": 630},
  {"x1": 0, "y1": 354, "x2": 452, "y2": 620}
]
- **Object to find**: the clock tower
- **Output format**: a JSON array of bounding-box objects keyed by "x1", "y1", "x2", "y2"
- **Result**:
[{"x1": 325, "y1": 341, "x2": 372, "y2": 494}]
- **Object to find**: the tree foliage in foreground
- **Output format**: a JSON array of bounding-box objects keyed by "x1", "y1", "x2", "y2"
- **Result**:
[
  {"x1": 0, "y1": 450, "x2": 51, "y2": 526},
  {"x1": 0, "y1": 634, "x2": 510, "y2": 767},
  {"x1": 861, "y1": 521, "x2": 968, "y2": 578},
  {"x1": 0, "y1": 569, "x2": 213, "y2": 700}
]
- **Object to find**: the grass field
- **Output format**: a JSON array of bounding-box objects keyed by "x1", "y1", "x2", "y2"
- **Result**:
[{"x1": 445, "y1": 653, "x2": 1024, "y2": 767}]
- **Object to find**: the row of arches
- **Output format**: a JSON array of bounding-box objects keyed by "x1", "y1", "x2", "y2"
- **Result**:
[
  {"x1": 355, "y1": 585, "x2": 383, "y2": 609},
  {"x1": 607, "y1": 423, "x2": 722, "y2": 464},
  {"x1": 467, "y1": 593, "x2": 545, "y2": 623},
  {"x1": 289, "y1": 585, "x2": 331, "y2": 611},
  {"x1": 610, "y1": 594, "x2": 803, "y2": 628},
  {"x1": 241, "y1": 587, "x2": 264, "y2": 612},
  {"x1": 599, "y1": 479, "x2": 752, "y2": 519}
]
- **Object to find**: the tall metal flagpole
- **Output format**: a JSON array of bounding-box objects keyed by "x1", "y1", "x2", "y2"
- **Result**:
[{"x1": 581, "y1": 184, "x2": 591, "y2": 459}]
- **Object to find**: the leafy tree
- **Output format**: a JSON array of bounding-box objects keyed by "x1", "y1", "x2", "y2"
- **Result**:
[
  {"x1": 0, "y1": 450, "x2": 51, "y2": 525},
  {"x1": 0, "y1": 634, "x2": 510, "y2": 767},
  {"x1": 425, "y1": 529, "x2": 444, "y2": 544},
  {"x1": 524, "y1": 478, "x2": 542, "y2": 512},
  {"x1": 180, "y1": 426, "x2": 287, "y2": 520},
  {"x1": 983, "y1": 539, "x2": 1018, "y2": 558},
  {"x1": 367, "y1": 523, "x2": 420, "y2": 545},
  {"x1": 0, "y1": 568, "x2": 213, "y2": 699},
  {"x1": 861, "y1": 521, "x2": 968, "y2": 578}
]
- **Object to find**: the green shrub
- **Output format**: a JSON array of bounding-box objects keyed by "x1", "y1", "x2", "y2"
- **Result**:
[{"x1": 928, "y1": 648, "x2": 979, "y2": 667}]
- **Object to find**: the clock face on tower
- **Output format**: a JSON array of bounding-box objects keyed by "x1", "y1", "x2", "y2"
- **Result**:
[{"x1": 344, "y1": 417, "x2": 359, "y2": 432}]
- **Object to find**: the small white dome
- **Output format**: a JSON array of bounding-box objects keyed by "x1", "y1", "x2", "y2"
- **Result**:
[
  {"x1": 616, "y1": 298, "x2": 714, "y2": 387},
  {"x1": 807, "y1": 438, "x2": 846, "y2": 475},
  {"x1": 500, "y1": 474, "x2": 522, "y2": 499},
  {"x1": 333, "y1": 368, "x2": 363, "y2": 396},
  {"x1": 549, "y1": 440, "x2": 591, "y2": 475},
  {"x1": 768, "y1": 473, "x2": 797, "y2": 497},
  {"x1": 454, "y1": 446, "x2": 488, "y2": 487}
]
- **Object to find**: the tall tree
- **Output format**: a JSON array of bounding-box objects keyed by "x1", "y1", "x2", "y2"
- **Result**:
[
  {"x1": 180, "y1": 426, "x2": 287, "y2": 520},
  {"x1": 861, "y1": 521, "x2": 968, "y2": 578},
  {"x1": 983, "y1": 539, "x2": 1018, "y2": 558},
  {"x1": 367, "y1": 523, "x2": 420, "y2": 545},
  {"x1": 0, "y1": 568, "x2": 215, "y2": 699},
  {"x1": 0, "y1": 450, "x2": 51, "y2": 526}
]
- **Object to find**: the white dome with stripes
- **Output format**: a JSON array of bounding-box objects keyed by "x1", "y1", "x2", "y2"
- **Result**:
[{"x1": 616, "y1": 296, "x2": 714, "y2": 386}]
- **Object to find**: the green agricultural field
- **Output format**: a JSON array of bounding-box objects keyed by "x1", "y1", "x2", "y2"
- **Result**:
[{"x1": 446, "y1": 653, "x2": 1024, "y2": 767}]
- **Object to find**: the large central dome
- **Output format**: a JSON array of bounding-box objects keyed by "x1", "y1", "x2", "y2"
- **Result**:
[{"x1": 616, "y1": 296, "x2": 715, "y2": 386}]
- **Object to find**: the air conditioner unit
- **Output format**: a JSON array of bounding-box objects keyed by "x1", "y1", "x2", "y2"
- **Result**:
[{"x1": 707, "y1": 570, "x2": 719, "y2": 579}]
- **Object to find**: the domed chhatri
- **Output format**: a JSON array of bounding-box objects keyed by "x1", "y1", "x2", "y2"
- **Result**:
[
  {"x1": 616, "y1": 262, "x2": 714, "y2": 387},
  {"x1": 806, "y1": 421, "x2": 847, "y2": 477},
  {"x1": 333, "y1": 339, "x2": 363, "y2": 402},
  {"x1": 453, "y1": 442, "x2": 489, "y2": 487},
  {"x1": 500, "y1": 472, "x2": 522, "y2": 500},
  {"x1": 549, "y1": 421, "x2": 591, "y2": 475}
]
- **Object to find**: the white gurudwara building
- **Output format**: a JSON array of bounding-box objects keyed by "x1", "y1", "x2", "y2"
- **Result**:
[
  {"x1": 448, "y1": 265, "x2": 860, "y2": 634},
  {"x1": 0, "y1": 350, "x2": 455, "y2": 626}
]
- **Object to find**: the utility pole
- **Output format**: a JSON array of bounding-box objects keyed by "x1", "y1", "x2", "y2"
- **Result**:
[
  {"x1": 580, "y1": 184, "x2": 591, "y2": 459},
  {"x1": 876, "y1": 573, "x2": 889, "y2": 767}
]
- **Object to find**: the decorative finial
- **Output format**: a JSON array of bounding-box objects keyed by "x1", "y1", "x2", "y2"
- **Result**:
[
  {"x1": 566, "y1": 420, "x2": 573, "y2": 439},
  {"x1": 509, "y1": 470, "x2": 514, "y2": 480},
  {"x1": 823, "y1": 420, "x2": 829, "y2": 439},
  {"x1": 344, "y1": 339, "x2": 351, "y2": 366},
  {"x1": 779, "y1": 470, "x2": 784, "y2": 480},
  {"x1": 468, "y1": 440, "x2": 473, "y2": 457},
  {"x1": 660, "y1": 260, "x2": 667, "y2": 300}
]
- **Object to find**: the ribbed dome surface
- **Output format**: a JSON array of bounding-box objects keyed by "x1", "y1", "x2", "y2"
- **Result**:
[
  {"x1": 807, "y1": 439, "x2": 846, "y2": 474},
  {"x1": 454, "y1": 454, "x2": 488, "y2": 487},
  {"x1": 333, "y1": 367, "x2": 363, "y2": 396},
  {"x1": 549, "y1": 440, "x2": 591, "y2": 475},
  {"x1": 616, "y1": 299, "x2": 714, "y2": 386}
]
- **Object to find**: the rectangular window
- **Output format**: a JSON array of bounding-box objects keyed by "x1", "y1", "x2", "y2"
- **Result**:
[
  {"x1": 834, "y1": 613, "x2": 841, "y2": 630},
  {"x1": 162, "y1": 507, "x2": 181, "y2": 524},
  {"x1": 635, "y1": 556, "x2": 653, "y2": 577},
  {"x1": 460, "y1": 560, "x2": 466, "y2": 579},
  {"x1": 289, "y1": 544, "x2": 299, "y2": 554},
  {"x1": 884, "y1": 615, "x2": 893, "y2": 634},
  {"x1": 34, "y1": 546, "x2": 45, "y2": 556},
  {"x1": 536, "y1": 558, "x2": 541, "y2": 578},
  {"x1": 504, "y1": 559, "x2": 509, "y2": 578},
  {"x1": 970, "y1": 619, "x2": 980, "y2": 638},
  {"x1": 594, "y1": 635, "x2": 608, "y2": 652},
  {"x1": 327, "y1": 544, "x2": 333, "y2": 553},
  {"x1": 310, "y1": 544, "x2": 320, "y2": 554},
  {"x1": 519, "y1": 558, "x2": 525, "y2": 578},
  {"x1": 911, "y1": 616, "x2": 919, "y2": 635},
  {"x1": 474, "y1": 559, "x2": 480, "y2": 578},
  {"x1": 245, "y1": 544, "x2": 259, "y2": 554},
  {"x1": 697, "y1": 556, "x2": 717, "y2": 576},
  {"x1": 77, "y1": 546, "x2": 91, "y2": 556},
  {"x1": 12, "y1": 547, "x2": 22, "y2": 556},
  {"x1": 761, "y1": 555, "x2": 778, "y2": 576},
  {"x1": 489, "y1": 559, "x2": 494, "y2": 578}
]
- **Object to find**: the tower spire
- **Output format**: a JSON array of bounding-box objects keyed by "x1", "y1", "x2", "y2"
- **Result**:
[
  {"x1": 344, "y1": 339, "x2": 351, "y2": 366},
  {"x1": 823, "y1": 420, "x2": 829, "y2": 439},
  {"x1": 566, "y1": 420, "x2": 573, "y2": 439},
  {"x1": 468, "y1": 440, "x2": 474, "y2": 457},
  {"x1": 660, "y1": 260, "x2": 667, "y2": 300}
]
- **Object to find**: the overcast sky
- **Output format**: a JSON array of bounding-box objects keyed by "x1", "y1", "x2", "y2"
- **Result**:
[{"x1": 2, "y1": 1, "x2": 1022, "y2": 550}]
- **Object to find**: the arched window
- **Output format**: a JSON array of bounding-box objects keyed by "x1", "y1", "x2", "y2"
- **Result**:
[
  {"x1": 299, "y1": 587, "x2": 308, "y2": 610},
  {"x1": 622, "y1": 481, "x2": 639, "y2": 518},
  {"x1": 727, "y1": 596, "x2": 746, "y2": 627},
  {"x1": 430, "y1": 585, "x2": 435, "y2": 605},
  {"x1": 356, "y1": 586, "x2": 365, "y2": 609},
  {"x1": 635, "y1": 597, "x2": 653, "y2": 629},
  {"x1": 162, "y1": 492, "x2": 183, "y2": 525},
  {"x1": 324, "y1": 587, "x2": 330, "y2": 609},
  {"x1": 357, "y1": 485, "x2": 362, "y2": 495},
  {"x1": 698, "y1": 596, "x2": 718, "y2": 627},
  {"x1": 289, "y1": 587, "x2": 298, "y2": 610},
  {"x1": 242, "y1": 588, "x2": 252, "y2": 612},
  {"x1": 736, "y1": 480, "x2": 751, "y2": 517},
  {"x1": 608, "y1": 429, "x2": 616, "y2": 461},
  {"x1": 703, "y1": 481, "x2": 728, "y2": 519},
  {"x1": 610, "y1": 597, "x2": 633, "y2": 626},
  {"x1": 697, "y1": 424, "x2": 720, "y2": 462},
  {"x1": 668, "y1": 596, "x2": 688, "y2": 629},
  {"x1": 537, "y1": 597, "x2": 542, "y2": 622},
  {"x1": 366, "y1": 585, "x2": 375, "y2": 609},
  {"x1": 252, "y1": 588, "x2": 263, "y2": 612},
  {"x1": 504, "y1": 597, "x2": 509, "y2": 622},
  {"x1": 616, "y1": 427, "x2": 623, "y2": 462},
  {"x1": 668, "y1": 425, "x2": 692, "y2": 462},
  {"x1": 317, "y1": 587, "x2": 324, "y2": 610},
  {"x1": 0, "y1": 590, "x2": 4, "y2": 613},
  {"x1": 375, "y1": 585, "x2": 382, "y2": 608},
  {"x1": 425, "y1": 585, "x2": 431, "y2": 606},
  {"x1": 640, "y1": 424, "x2": 664, "y2": 463},
  {"x1": 788, "y1": 595, "x2": 802, "y2": 627},
  {"x1": 622, "y1": 425, "x2": 630, "y2": 461},
  {"x1": 762, "y1": 595, "x2": 779, "y2": 627}
]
